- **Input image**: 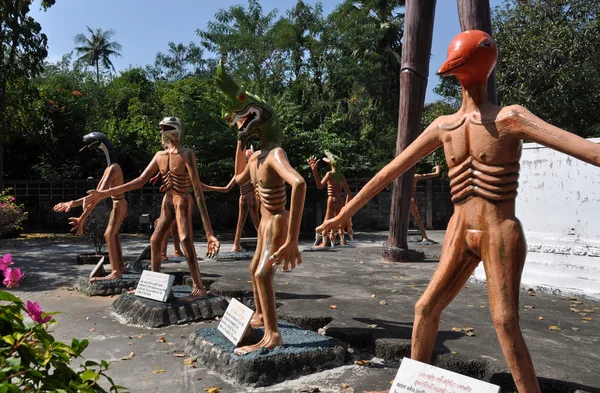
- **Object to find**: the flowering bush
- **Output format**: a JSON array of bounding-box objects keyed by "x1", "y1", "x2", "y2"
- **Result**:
[
  {"x1": 0, "y1": 188, "x2": 28, "y2": 237},
  {"x1": 0, "y1": 254, "x2": 128, "y2": 392}
]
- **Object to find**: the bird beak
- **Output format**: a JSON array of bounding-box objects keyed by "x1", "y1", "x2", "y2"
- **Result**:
[{"x1": 437, "y1": 55, "x2": 464, "y2": 76}]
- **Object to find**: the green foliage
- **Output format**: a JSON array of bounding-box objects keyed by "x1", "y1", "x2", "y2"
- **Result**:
[
  {"x1": 74, "y1": 26, "x2": 122, "y2": 83},
  {"x1": 493, "y1": 0, "x2": 600, "y2": 137},
  {"x1": 434, "y1": 0, "x2": 600, "y2": 139},
  {"x1": 0, "y1": 189, "x2": 27, "y2": 237},
  {"x1": 0, "y1": 290, "x2": 128, "y2": 392},
  {"x1": 82, "y1": 205, "x2": 110, "y2": 254}
]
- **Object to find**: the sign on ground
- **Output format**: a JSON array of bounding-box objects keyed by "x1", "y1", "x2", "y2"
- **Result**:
[
  {"x1": 390, "y1": 358, "x2": 500, "y2": 393},
  {"x1": 134, "y1": 270, "x2": 175, "y2": 302},
  {"x1": 218, "y1": 298, "x2": 254, "y2": 345}
]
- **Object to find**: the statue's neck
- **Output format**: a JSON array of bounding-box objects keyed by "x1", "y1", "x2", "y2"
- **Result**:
[{"x1": 460, "y1": 82, "x2": 490, "y2": 114}]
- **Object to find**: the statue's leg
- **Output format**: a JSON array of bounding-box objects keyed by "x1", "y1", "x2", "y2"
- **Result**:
[
  {"x1": 232, "y1": 195, "x2": 249, "y2": 252},
  {"x1": 411, "y1": 213, "x2": 479, "y2": 362},
  {"x1": 235, "y1": 212, "x2": 288, "y2": 355},
  {"x1": 150, "y1": 196, "x2": 175, "y2": 273},
  {"x1": 90, "y1": 201, "x2": 128, "y2": 282},
  {"x1": 315, "y1": 198, "x2": 335, "y2": 248},
  {"x1": 410, "y1": 197, "x2": 429, "y2": 241},
  {"x1": 335, "y1": 200, "x2": 346, "y2": 245},
  {"x1": 174, "y1": 193, "x2": 206, "y2": 298},
  {"x1": 248, "y1": 194, "x2": 260, "y2": 231},
  {"x1": 249, "y1": 219, "x2": 266, "y2": 328},
  {"x1": 171, "y1": 221, "x2": 183, "y2": 257},
  {"x1": 482, "y1": 220, "x2": 541, "y2": 393}
]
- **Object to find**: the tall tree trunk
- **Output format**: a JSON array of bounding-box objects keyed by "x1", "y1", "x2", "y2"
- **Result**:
[
  {"x1": 457, "y1": 0, "x2": 497, "y2": 104},
  {"x1": 382, "y1": 0, "x2": 436, "y2": 262},
  {"x1": 96, "y1": 61, "x2": 100, "y2": 83}
]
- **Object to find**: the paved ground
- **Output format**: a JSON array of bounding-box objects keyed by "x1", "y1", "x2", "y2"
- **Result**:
[{"x1": 1, "y1": 231, "x2": 599, "y2": 393}]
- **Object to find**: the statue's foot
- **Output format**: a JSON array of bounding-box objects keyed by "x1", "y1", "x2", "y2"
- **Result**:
[
  {"x1": 89, "y1": 271, "x2": 123, "y2": 282},
  {"x1": 250, "y1": 313, "x2": 264, "y2": 328},
  {"x1": 180, "y1": 286, "x2": 208, "y2": 302},
  {"x1": 311, "y1": 243, "x2": 330, "y2": 249},
  {"x1": 234, "y1": 331, "x2": 282, "y2": 355},
  {"x1": 172, "y1": 250, "x2": 183, "y2": 257},
  {"x1": 120, "y1": 268, "x2": 128, "y2": 274},
  {"x1": 127, "y1": 288, "x2": 137, "y2": 295},
  {"x1": 160, "y1": 255, "x2": 169, "y2": 262}
]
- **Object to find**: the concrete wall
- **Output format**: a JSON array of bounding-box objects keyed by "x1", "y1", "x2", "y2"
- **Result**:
[{"x1": 473, "y1": 138, "x2": 600, "y2": 299}]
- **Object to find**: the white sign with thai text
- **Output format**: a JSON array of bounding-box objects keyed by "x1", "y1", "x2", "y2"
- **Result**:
[
  {"x1": 134, "y1": 271, "x2": 174, "y2": 302},
  {"x1": 218, "y1": 298, "x2": 254, "y2": 345},
  {"x1": 390, "y1": 358, "x2": 500, "y2": 393}
]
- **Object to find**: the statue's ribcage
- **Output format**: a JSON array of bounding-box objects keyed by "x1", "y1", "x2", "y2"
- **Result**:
[
  {"x1": 162, "y1": 171, "x2": 192, "y2": 193},
  {"x1": 449, "y1": 157, "x2": 519, "y2": 203},
  {"x1": 256, "y1": 183, "x2": 286, "y2": 213}
]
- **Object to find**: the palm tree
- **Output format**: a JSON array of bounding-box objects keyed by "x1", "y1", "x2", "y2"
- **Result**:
[{"x1": 74, "y1": 26, "x2": 122, "y2": 83}]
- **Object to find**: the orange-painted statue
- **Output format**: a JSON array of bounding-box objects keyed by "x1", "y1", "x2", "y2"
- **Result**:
[
  {"x1": 217, "y1": 62, "x2": 306, "y2": 354},
  {"x1": 318, "y1": 31, "x2": 600, "y2": 393},
  {"x1": 53, "y1": 132, "x2": 128, "y2": 281},
  {"x1": 85, "y1": 117, "x2": 220, "y2": 299},
  {"x1": 201, "y1": 147, "x2": 260, "y2": 252},
  {"x1": 149, "y1": 170, "x2": 184, "y2": 261},
  {"x1": 410, "y1": 165, "x2": 440, "y2": 243},
  {"x1": 307, "y1": 151, "x2": 353, "y2": 248}
]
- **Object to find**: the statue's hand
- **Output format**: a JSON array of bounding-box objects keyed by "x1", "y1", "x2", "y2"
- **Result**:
[
  {"x1": 53, "y1": 201, "x2": 73, "y2": 213},
  {"x1": 84, "y1": 191, "x2": 102, "y2": 210},
  {"x1": 206, "y1": 235, "x2": 220, "y2": 259},
  {"x1": 149, "y1": 173, "x2": 161, "y2": 185},
  {"x1": 68, "y1": 216, "x2": 85, "y2": 236},
  {"x1": 270, "y1": 241, "x2": 302, "y2": 272},
  {"x1": 307, "y1": 156, "x2": 320, "y2": 170},
  {"x1": 316, "y1": 214, "x2": 345, "y2": 238}
]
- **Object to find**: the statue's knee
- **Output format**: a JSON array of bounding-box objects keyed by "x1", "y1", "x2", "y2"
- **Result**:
[
  {"x1": 415, "y1": 298, "x2": 436, "y2": 320},
  {"x1": 150, "y1": 232, "x2": 162, "y2": 246},
  {"x1": 492, "y1": 312, "x2": 518, "y2": 334}
]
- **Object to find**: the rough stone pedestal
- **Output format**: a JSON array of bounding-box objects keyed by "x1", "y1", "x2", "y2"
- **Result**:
[
  {"x1": 184, "y1": 322, "x2": 348, "y2": 387},
  {"x1": 216, "y1": 251, "x2": 255, "y2": 261},
  {"x1": 110, "y1": 286, "x2": 228, "y2": 328},
  {"x1": 74, "y1": 273, "x2": 141, "y2": 296},
  {"x1": 381, "y1": 245, "x2": 425, "y2": 262}
]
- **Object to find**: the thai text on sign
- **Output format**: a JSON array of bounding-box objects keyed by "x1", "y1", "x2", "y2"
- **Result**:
[
  {"x1": 218, "y1": 298, "x2": 254, "y2": 345},
  {"x1": 134, "y1": 271, "x2": 175, "y2": 302},
  {"x1": 389, "y1": 358, "x2": 499, "y2": 393}
]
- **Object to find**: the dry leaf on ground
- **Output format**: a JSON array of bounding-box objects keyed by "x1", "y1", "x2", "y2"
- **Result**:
[
  {"x1": 549, "y1": 325, "x2": 561, "y2": 331},
  {"x1": 153, "y1": 369, "x2": 166, "y2": 374},
  {"x1": 121, "y1": 352, "x2": 135, "y2": 360},
  {"x1": 330, "y1": 305, "x2": 338, "y2": 309}
]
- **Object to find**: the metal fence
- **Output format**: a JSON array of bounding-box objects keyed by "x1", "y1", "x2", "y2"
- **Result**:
[{"x1": 5, "y1": 178, "x2": 453, "y2": 234}]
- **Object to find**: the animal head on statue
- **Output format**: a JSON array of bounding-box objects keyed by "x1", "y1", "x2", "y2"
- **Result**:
[
  {"x1": 437, "y1": 30, "x2": 497, "y2": 88},
  {"x1": 216, "y1": 60, "x2": 281, "y2": 146},
  {"x1": 323, "y1": 150, "x2": 345, "y2": 183},
  {"x1": 80, "y1": 132, "x2": 116, "y2": 166}
]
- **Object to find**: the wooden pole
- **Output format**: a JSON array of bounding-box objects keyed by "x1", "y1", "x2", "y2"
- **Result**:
[
  {"x1": 457, "y1": 0, "x2": 497, "y2": 104},
  {"x1": 382, "y1": 0, "x2": 436, "y2": 262}
]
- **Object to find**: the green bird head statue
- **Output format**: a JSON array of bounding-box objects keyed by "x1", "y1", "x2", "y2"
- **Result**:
[
  {"x1": 216, "y1": 61, "x2": 281, "y2": 145},
  {"x1": 323, "y1": 150, "x2": 345, "y2": 182}
]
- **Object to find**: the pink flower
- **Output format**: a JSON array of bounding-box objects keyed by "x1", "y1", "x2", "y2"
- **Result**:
[
  {"x1": 25, "y1": 300, "x2": 52, "y2": 324},
  {"x1": 3, "y1": 267, "x2": 24, "y2": 288},
  {"x1": 0, "y1": 254, "x2": 13, "y2": 271}
]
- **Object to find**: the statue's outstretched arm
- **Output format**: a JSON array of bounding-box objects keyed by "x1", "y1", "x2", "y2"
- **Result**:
[
  {"x1": 414, "y1": 164, "x2": 441, "y2": 182},
  {"x1": 317, "y1": 122, "x2": 443, "y2": 234},
  {"x1": 307, "y1": 156, "x2": 325, "y2": 189},
  {"x1": 202, "y1": 176, "x2": 236, "y2": 193},
  {"x1": 512, "y1": 106, "x2": 600, "y2": 166},
  {"x1": 86, "y1": 155, "x2": 159, "y2": 206}
]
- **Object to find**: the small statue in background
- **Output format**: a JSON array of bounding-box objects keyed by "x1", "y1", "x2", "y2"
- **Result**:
[
  {"x1": 53, "y1": 132, "x2": 128, "y2": 281},
  {"x1": 410, "y1": 165, "x2": 440, "y2": 243},
  {"x1": 308, "y1": 151, "x2": 353, "y2": 248},
  {"x1": 217, "y1": 61, "x2": 306, "y2": 354},
  {"x1": 85, "y1": 117, "x2": 220, "y2": 299},
  {"x1": 317, "y1": 31, "x2": 600, "y2": 393},
  {"x1": 202, "y1": 147, "x2": 260, "y2": 252}
]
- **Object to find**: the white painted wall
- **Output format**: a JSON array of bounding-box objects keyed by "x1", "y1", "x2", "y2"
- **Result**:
[{"x1": 473, "y1": 138, "x2": 600, "y2": 299}]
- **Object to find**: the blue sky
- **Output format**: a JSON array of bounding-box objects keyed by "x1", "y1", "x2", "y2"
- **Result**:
[{"x1": 32, "y1": 0, "x2": 503, "y2": 103}]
